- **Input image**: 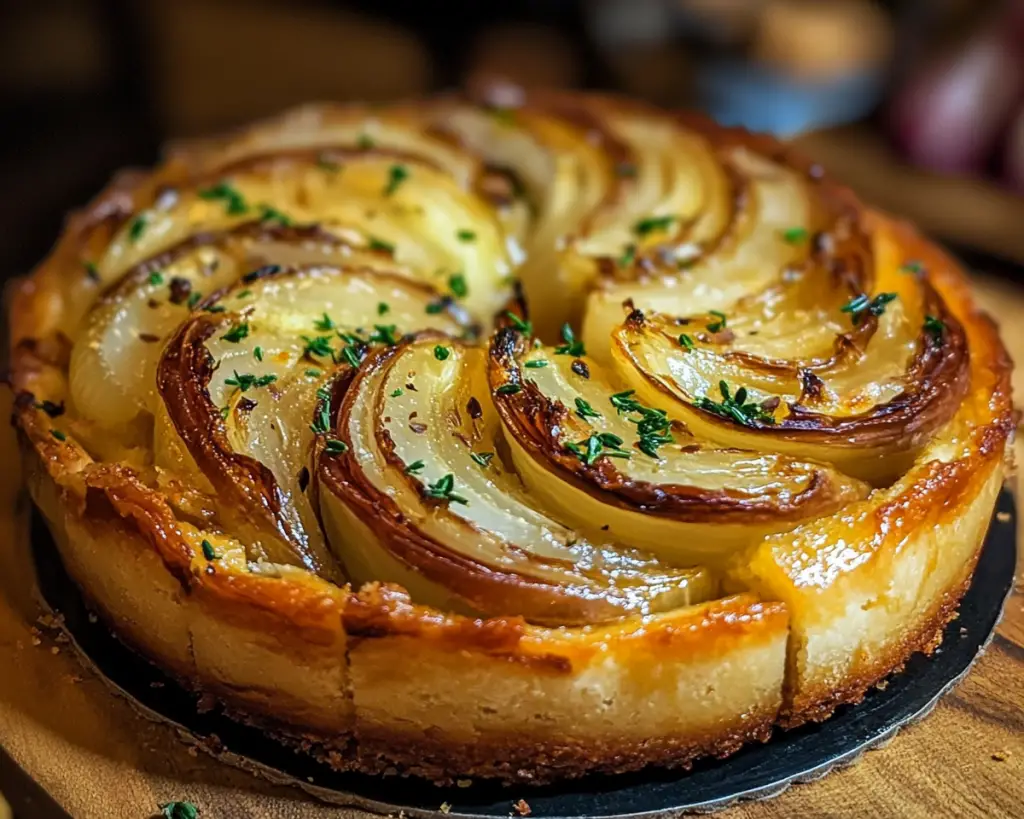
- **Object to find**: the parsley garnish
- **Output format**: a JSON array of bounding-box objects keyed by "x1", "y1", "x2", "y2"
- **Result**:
[
  {"x1": 324, "y1": 438, "x2": 348, "y2": 454},
  {"x1": 434, "y1": 345, "x2": 451, "y2": 361},
  {"x1": 377, "y1": 302, "x2": 389, "y2": 315},
  {"x1": 706, "y1": 310, "x2": 727, "y2": 333},
  {"x1": 470, "y1": 451, "x2": 494, "y2": 467},
  {"x1": 201, "y1": 540, "x2": 219, "y2": 560},
  {"x1": 456, "y1": 229, "x2": 476, "y2": 242},
  {"x1": 524, "y1": 359, "x2": 548, "y2": 368},
  {"x1": 901, "y1": 260, "x2": 925, "y2": 275},
  {"x1": 236, "y1": 289, "x2": 252, "y2": 299},
  {"x1": 254, "y1": 346, "x2": 263, "y2": 361},
  {"x1": 618, "y1": 243, "x2": 637, "y2": 268},
  {"x1": 607, "y1": 390, "x2": 675, "y2": 458},
  {"x1": 634, "y1": 215, "x2": 677, "y2": 237},
  {"x1": 128, "y1": 214, "x2": 147, "y2": 242},
  {"x1": 390, "y1": 388, "x2": 404, "y2": 397},
  {"x1": 840, "y1": 292, "x2": 898, "y2": 325},
  {"x1": 50, "y1": 429, "x2": 67, "y2": 442},
  {"x1": 187, "y1": 291, "x2": 203, "y2": 310},
  {"x1": 313, "y1": 313, "x2": 336, "y2": 331},
  {"x1": 340, "y1": 344, "x2": 363, "y2": 368},
  {"x1": 425, "y1": 473, "x2": 469, "y2": 505},
  {"x1": 84, "y1": 261, "x2": 100, "y2": 282},
  {"x1": 204, "y1": 305, "x2": 225, "y2": 314},
  {"x1": 574, "y1": 397, "x2": 601, "y2": 421},
  {"x1": 695, "y1": 381, "x2": 775, "y2": 426},
  {"x1": 368, "y1": 236, "x2": 395, "y2": 253},
  {"x1": 302, "y1": 335, "x2": 335, "y2": 358},
  {"x1": 224, "y1": 371, "x2": 277, "y2": 392},
  {"x1": 259, "y1": 204, "x2": 291, "y2": 225},
  {"x1": 924, "y1": 315, "x2": 946, "y2": 340},
  {"x1": 222, "y1": 322, "x2": 250, "y2": 343},
  {"x1": 148, "y1": 271, "x2": 164, "y2": 286},
  {"x1": 310, "y1": 401, "x2": 332, "y2": 435},
  {"x1": 305, "y1": 368, "x2": 321, "y2": 377},
  {"x1": 384, "y1": 164, "x2": 409, "y2": 196},
  {"x1": 555, "y1": 323, "x2": 586, "y2": 357},
  {"x1": 159, "y1": 801, "x2": 199, "y2": 819},
  {"x1": 449, "y1": 273, "x2": 468, "y2": 299},
  {"x1": 504, "y1": 311, "x2": 533, "y2": 335},
  {"x1": 496, "y1": 384, "x2": 521, "y2": 395},
  {"x1": 565, "y1": 433, "x2": 631, "y2": 466},
  {"x1": 369, "y1": 324, "x2": 399, "y2": 345},
  {"x1": 199, "y1": 182, "x2": 248, "y2": 215},
  {"x1": 781, "y1": 227, "x2": 808, "y2": 244},
  {"x1": 679, "y1": 333, "x2": 694, "y2": 349}
]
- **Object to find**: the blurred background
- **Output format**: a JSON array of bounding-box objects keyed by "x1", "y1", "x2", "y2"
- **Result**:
[{"x1": 3, "y1": 0, "x2": 1024, "y2": 280}]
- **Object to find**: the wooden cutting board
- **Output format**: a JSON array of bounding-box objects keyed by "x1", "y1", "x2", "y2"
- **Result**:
[{"x1": 1, "y1": 276, "x2": 1022, "y2": 819}]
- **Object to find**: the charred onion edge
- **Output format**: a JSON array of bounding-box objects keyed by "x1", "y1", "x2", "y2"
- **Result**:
[
  {"x1": 319, "y1": 333, "x2": 670, "y2": 625},
  {"x1": 487, "y1": 327, "x2": 861, "y2": 524}
]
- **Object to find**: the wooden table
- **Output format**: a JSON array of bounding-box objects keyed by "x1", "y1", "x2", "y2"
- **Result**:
[{"x1": 0, "y1": 275, "x2": 1021, "y2": 819}]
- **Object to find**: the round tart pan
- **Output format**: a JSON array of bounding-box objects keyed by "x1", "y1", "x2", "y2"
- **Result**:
[{"x1": 31, "y1": 489, "x2": 1016, "y2": 818}]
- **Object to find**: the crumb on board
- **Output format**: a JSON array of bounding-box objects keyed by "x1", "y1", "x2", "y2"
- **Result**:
[
  {"x1": 513, "y1": 799, "x2": 532, "y2": 816},
  {"x1": 992, "y1": 751, "x2": 1010, "y2": 762}
]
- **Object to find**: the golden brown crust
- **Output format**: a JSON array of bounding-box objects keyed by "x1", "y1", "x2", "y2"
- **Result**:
[{"x1": 9, "y1": 90, "x2": 1014, "y2": 784}]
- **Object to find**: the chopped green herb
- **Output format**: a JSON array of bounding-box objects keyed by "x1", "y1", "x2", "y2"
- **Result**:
[
  {"x1": 313, "y1": 313, "x2": 336, "y2": 331},
  {"x1": 781, "y1": 227, "x2": 809, "y2": 244},
  {"x1": 456, "y1": 229, "x2": 476, "y2": 242},
  {"x1": 204, "y1": 304, "x2": 226, "y2": 314},
  {"x1": 340, "y1": 344, "x2": 363, "y2": 368},
  {"x1": 565, "y1": 433, "x2": 631, "y2": 466},
  {"x1": 425, "y1": 473, "x2": 469, "y2": 505},
  {"x1": 694, "y1": 381, "x2": 775, "y2": 427},
  {"x1": 610, "y1": 389, "x2": 643, "y2": 415},
  {"x1": 368, "y1": 236, "x2": 395, "y2": 254},
  {"x1": 50, "y1": 429, "x2": 66, "y2": 442},
  {"x1": 236, "y1": 289, "x2": 252, "y2": 299},
  {"x1": 496, "y1": 384, "x2": 521, "y2": 395},
  {"x1": 555, "y1": 323, "x2": 586, "y2": 357},
  {"x1": 470, "y1": 451, "x2": 494, "y2": 468},
  {"x1": 434, "y1": 345, "x2": 451, "y2": 361},
  {"x1": 324, "y1": 438, "x2": 348, "y2": 455},
  {"x1": 305, "y1": 368, "x2": 322, "y2": 377},
  {"x1": 369, "y1": 324, "x2": 399, "y2": 346},
  {"x1": 390, "y1": 388, "x2": 404, "y2": 398},
  {"x1": 618, "y1": 243, "x2": 637, "y2": 268},
  {"x1": 524, "y1": 359, "x2": 548, "y2": 369},
  {"x1": 199, "y1": 182, "x2": 249, "y2": 215},
  {"x1": 404, "y1": 459, "x2": 425, "y2": 475},
  {"x1": 679, "y1": 333, "x2": 694, "y2": 350},
  {"x1": 901, "y1": 260, "x2": 925, "y2": 275},
  {"x1": 302, "y1": 335, "x2": 335, "y2": 358},
  {"x1": 84, "y1": 260, "x2": 100, "y2": 282},
  {"x1": 187, "y1": 291, "x2": 203, "y2": 310},
  {"x1": 221, "y1": 322, "x2": 250, "y2": 343},
  {"x1": 924, "y1": 315, "x2": 946, "y2": 340},
  {"x1": 35, "y1": 400, "x2": 64, "y2": 417},
  {"x1": 634, "y1": 215, "x2": 677, "y2": 237},
  {"x1": 159, "y1": 801, "x2": 200, "y2": 819},
  {"x1": 384, "y1": 164, "x2": 409, "y2": 196},
  {"x1": 606, "y1": 390, "x2": 675, "y2": 458},
  {"x1": 425, "y1": 299, "x2": 447, "y2": 315},
  {"x1": 310, "y1": 402, "x2": 332, "y2": 436},
  {"x1": 254, "y1": 346, "x2": 264, "y2": 361},
  {"x1": 128, "y1": 214, "x2": 147, "y2": 242},
  {"x1": 258, "y1": 204, "x2": 291, "y2": 226},
  {"x1": 377, "y1": 301, "x2": 390, "y2": 315},
  {"x1": 706, "y1": 310, "x2": 727, "y2": 333},
  {"x1": 574, "y1": 397, "x2": 601, "y2": 421},
  {"x1": 840, "y1": 292, "x2": 898, "y2": 325},
  {"x1": 224, "y1": 371, "x2": 277, "y2": 392},
  {"x1": 148, "y1": 271, "x2": 164, "y2": 286},
  {"x1": 219, "y1": 405, "x2": 231, "y2": 420},
  {"x1": 504, "y1": 311, "x2": 533, "y2": 335},
  {"x1": 449, "y1": 273, "x2": 468, "y2": 299},
  {"x1": 201, "y1": 540, "x2": 219, "y2": 560}
]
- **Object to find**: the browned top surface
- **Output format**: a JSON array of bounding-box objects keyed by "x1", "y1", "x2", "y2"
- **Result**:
[{"x1": 0, "y1": 273, "x2": 1021, "y2": 818}]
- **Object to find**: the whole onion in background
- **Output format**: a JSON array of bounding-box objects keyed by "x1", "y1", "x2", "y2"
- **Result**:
[{"x1": 889, "y1": 5, "x2": 1024, "y2": 176}]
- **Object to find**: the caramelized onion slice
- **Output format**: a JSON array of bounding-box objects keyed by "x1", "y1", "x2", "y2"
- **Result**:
[
  {"x1": 487, "y1": 329, "x2": 867, "y2": 566},
  {"x1": 95, "y1": 154, "x2": 514, "y2": 322},
  {"x1": 609, "y1": 244, "x2": 969, "y2": 483},
  {"x1": 157, "y1": 266, "x2": 466, "y2": 579},
  {"x1": 319, "y1": 337, "x2": 714, "y2": 625}
]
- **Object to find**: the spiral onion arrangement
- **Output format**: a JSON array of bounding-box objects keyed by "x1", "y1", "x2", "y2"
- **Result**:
[{"x1": 11, "y1": 91, "x2": 1013, "y2": 784}]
